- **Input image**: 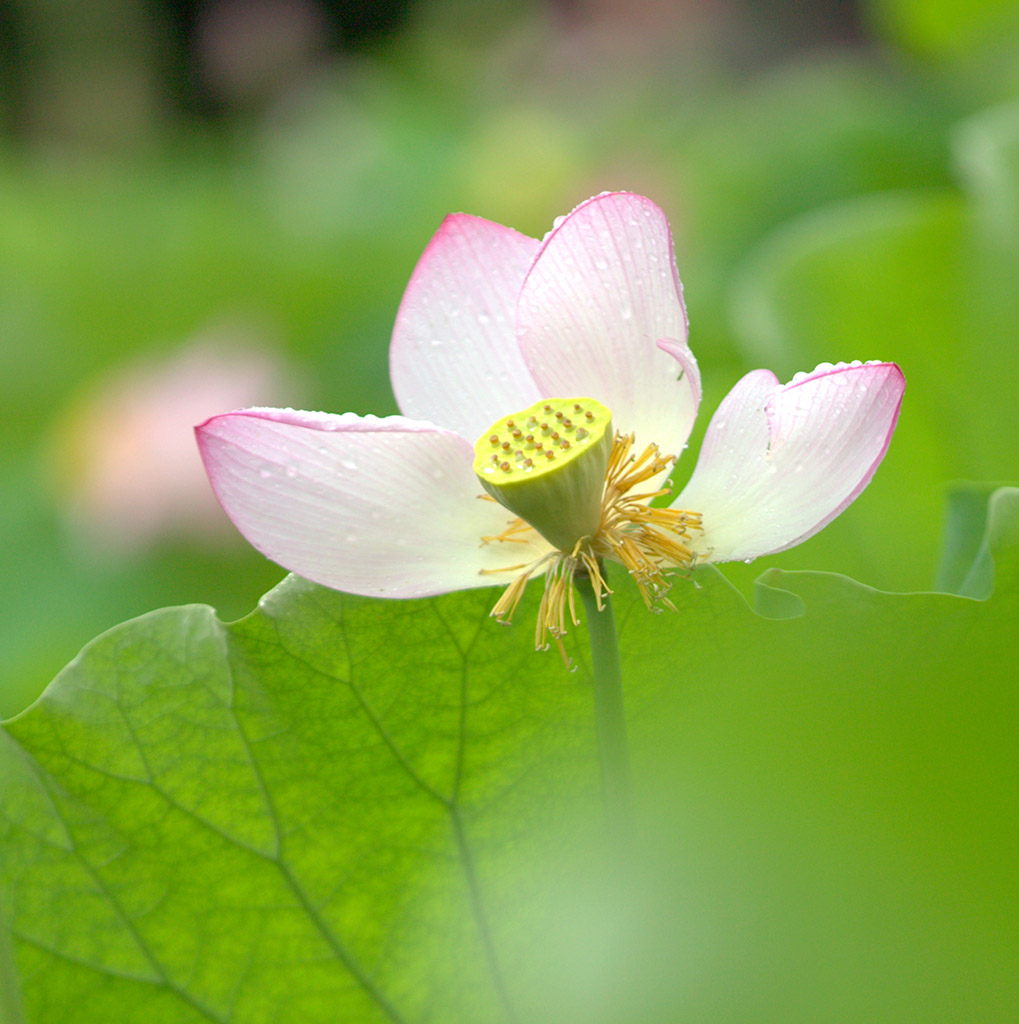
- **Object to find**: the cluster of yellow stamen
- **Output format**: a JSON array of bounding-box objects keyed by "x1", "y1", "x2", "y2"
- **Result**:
[
  {"x1": 481, "y1": 431, "x2": 703, "y2": 651},
  {"x1": 595, "y1": 432, "x2": 703, "y2": 609}
]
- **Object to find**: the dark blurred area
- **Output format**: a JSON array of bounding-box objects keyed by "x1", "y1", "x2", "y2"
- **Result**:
[
  {"x1": 0, "y1": 0, "x2": 414, "y2": 141},
  {"x1": 0, "y1": 0, "x2": 872, "y2": 145}
]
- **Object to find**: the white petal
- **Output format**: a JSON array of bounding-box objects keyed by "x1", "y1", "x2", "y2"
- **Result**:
[
  {"x1": 196, "y1": 408, "x2": 551, "y2": 598},
  {"x1": 517, "y1": 192, "x2": 700, "y2": 458},
  {"x1": 389, "y1": 214, "x2": 542, "y2": 441},
  {"x1": 674, "y1": 362, "x2": 905, "y2": 563}
]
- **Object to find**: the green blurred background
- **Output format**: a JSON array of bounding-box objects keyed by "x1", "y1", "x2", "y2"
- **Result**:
[{"x1": 2, "y1": 0, "x2": 1018, "y2": 720}]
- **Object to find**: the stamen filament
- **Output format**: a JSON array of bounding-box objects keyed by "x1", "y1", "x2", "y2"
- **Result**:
[{"x1": 479, "y1": 430, "x2": 704, "y2": 649}]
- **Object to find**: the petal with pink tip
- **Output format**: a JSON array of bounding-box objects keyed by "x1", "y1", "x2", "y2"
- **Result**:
[
  {"x1": 674, "y1": 362, "x2": 905, "y2": 563},
  {"x1": 390, "y1": 214, "x2": 542, "y2": 442},
  {"x1": 517, "y1": 192, "x2": 699, "y2": 458},
  {"x1": 196, "y1": 408, "x2": 551, "y2": 598}
]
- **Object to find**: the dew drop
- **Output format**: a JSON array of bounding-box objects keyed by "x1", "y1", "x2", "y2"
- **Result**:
[
  {"x1": 258, "y1": 468, "x2": 272, "y2": 479},
  {"x1": 341, "y1": 458, "x2": 358, "y2": 470}
]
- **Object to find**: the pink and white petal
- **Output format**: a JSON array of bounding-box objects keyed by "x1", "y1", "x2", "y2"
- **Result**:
[
  {"x1": 517, "y1": 192, "x2": 699, "y2": 459},
  {"x1": 390, "y1": 214, "x2": 542, "y2": 441},
  {"x1": 196, "y1": 408, "x2": 551, "y2": 598},
  {"x1": 674, "y1": 362, "x2": 905, "y2": 563}
]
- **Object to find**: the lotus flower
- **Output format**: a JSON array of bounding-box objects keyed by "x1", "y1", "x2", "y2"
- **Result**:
[{"x1": 197, "y1": 192, "x2": 904, "y2": 646}]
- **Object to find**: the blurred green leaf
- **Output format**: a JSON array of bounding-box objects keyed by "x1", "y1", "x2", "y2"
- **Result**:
[
  {"x1": 671, "y1": 54, "x2": 955, "y2": 361},
  {"x1": 954, "y1": 98, "x2": 1019, "y2": 246},
  {"x1": 3, "y1": 485, "x2": 1017, "y2": 1022},
  {"x1": 864, "y1": 0, "x2": 1019, "y2": 57},
  {"x1": 943, "y1": 484, "x2": 1019, "y2": 598},
  {"x1": 935, "y1": 481, "x2": 1008, "y2": 594},
  {"x1": 631, "y1": 489, "x2": 1019, "y2": 1023}
]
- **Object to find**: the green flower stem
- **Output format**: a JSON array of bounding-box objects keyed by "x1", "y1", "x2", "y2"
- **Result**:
[{"x1": 576, "y1": 570, "x2": 631, "y2": 832}]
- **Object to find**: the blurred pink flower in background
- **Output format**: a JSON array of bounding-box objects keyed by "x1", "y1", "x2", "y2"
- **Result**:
[{"x1": 49, "y1": 324, "x2": 296, "y2": 558}]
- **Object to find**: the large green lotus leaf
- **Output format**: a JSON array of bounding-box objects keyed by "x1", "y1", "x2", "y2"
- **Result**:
[{"x1": 2, "y1": 488, "x2": 1016, "y2": 1022}]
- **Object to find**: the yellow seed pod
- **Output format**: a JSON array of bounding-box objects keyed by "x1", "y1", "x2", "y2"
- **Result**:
[{"x1": 473, "y1": 397, "x2": 613, "y2": 551}]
